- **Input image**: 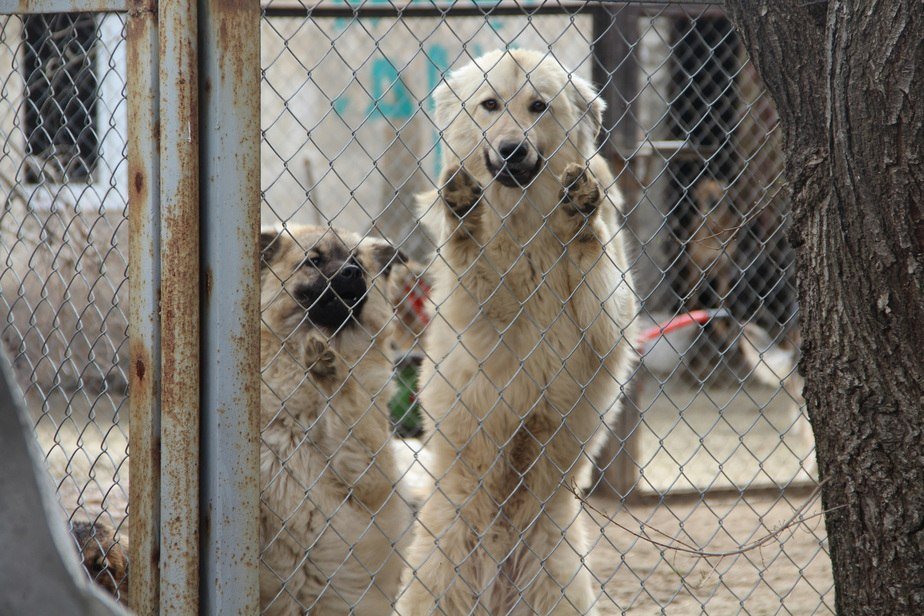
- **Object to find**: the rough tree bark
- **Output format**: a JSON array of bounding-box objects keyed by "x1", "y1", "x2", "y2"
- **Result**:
[{"x1": 724, "y1": 2, "x2": 923, "y2": 614}]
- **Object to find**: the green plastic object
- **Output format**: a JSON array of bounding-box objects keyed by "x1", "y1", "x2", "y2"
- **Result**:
[{"x1": 389, "y1": 360, "x2": 423, "y2": 437}]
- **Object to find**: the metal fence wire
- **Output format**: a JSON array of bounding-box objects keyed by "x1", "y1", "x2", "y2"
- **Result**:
[
  {"x1": 0, "y1": 10, "x2": 129, "y2": 601},
  {"x1": 0, "y1": 1, "x2": 832, "y2": 614},
  {"x1": 258, "y1": 1, "x2": 826, "y2": 614}
]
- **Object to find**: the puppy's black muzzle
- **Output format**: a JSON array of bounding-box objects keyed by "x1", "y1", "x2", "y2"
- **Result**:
[{"x1": 296, "y1": 262, "x2": 367, "y2": 331}]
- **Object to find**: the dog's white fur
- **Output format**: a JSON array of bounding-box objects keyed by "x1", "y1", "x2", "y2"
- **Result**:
[
  {"x1": 398, "y1": 50, "x2": 636, "y2": 615},
  {"x1": 259, "y1": 225, "x2": 412, "y2": 614}
]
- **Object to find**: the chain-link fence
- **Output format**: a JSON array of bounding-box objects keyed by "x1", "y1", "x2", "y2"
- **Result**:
[
  {"x1": 0, "y1": 10, "x2": 130, "y2": 600},
  {"x1": 259, "y1": 1, "x2": 826, "y2": 614},
  {"x1": 0, "y1": 1, "x2": 831, "y2": 614}
]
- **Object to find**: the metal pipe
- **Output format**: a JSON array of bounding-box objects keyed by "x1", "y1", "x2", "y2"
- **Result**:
[
  {"x1": 158, "y1": 0, "x2": 201, "y2": 613},
  {"x1": 262, "y1": 0, "x2": 724, "y2": 20},
  {"x1": 126, "y1": 0, "x2": 161, "y2": 613},
  {"x1": 198, "y1": 0, "x2": 262, "y2": 612},
  {"x1": 592, "y1": 3, "x2": 641, "y2": 160},
  {"x1": 8, "y1": 0, "x2": 129, "y2": 13}
]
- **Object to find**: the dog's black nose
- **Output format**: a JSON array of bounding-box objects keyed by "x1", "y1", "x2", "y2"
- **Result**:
[
  {"x1": 498, "y1": 141, "x2": 529, "y2": 164},
  {"x1": 331, "y1": 261, "x2": 366, "y2": 302},
  {"x1": 338, "y1": 262, "x2": 363, "y2": 280}
]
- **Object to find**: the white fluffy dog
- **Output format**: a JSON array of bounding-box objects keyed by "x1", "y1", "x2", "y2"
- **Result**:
[{"x1": 398, "y1": 49, "x2": 636, "y2": 615}]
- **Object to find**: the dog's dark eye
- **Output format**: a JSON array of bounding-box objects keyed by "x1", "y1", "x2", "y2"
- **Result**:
[
  {"x1": 529, "y1": 100, "x2": 547, "y2": 113},
  {"x1": 481, "y1": 98, "x2": 499, "y2": 112},
  {"x1": 304, "y1": 254, "x2": 324, "y2": 268}
]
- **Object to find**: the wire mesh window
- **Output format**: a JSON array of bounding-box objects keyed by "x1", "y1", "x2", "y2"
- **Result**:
[{"x1": 22, "y1": 13, "x2": 99, "y2": 183}]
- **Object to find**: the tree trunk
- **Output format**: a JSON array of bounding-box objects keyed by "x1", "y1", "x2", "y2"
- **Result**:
[{"x1": 725, "y1": 2, "x2": 924, "y2": 614}]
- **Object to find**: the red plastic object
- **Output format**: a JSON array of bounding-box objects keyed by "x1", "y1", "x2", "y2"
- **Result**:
[{"x1": 637, "y1": 309, "x2": 728, "y2": 348}]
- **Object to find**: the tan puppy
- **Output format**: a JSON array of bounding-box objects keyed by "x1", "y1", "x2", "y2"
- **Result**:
[
  {"x1": 398, "y1": 49, "x2": 636, "y2": 615},
  {"x1": 71, "y1": 521, "x2": 128, "y2": 602},
  {"x1": 259, "y1": 225, "x2": 412, "y2": 615}
]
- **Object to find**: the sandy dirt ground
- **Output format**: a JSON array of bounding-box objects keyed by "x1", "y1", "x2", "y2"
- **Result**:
[
  {"x1": 587, "y1": 490, "x2": 834, "y2": 615},
  {"x1": 631, "y1": 376, "x2": 817, "y2": 494},
  {"x1": 28, "y1": 380, "x2": 833, "y2": 614}
]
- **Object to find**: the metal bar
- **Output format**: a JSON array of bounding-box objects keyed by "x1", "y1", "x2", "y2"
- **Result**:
[
  {"x1": 263, "y1": 1, "x2": 585, "y2": 18},
  {"x1": 158, "y1": 0, "x2": 200, "y2": 613},
  {"x1": 261, "y1": 0, "x2": 724, "y2": 19},
  {"x1": 635, "y1": 139, "x2": 721, "y2": 158},
  {"x1": 590, "y1": 5, "x2": 642, "y2": 497},
  {"x1": 126, "y1": 0, "x2": 161, "y2": 613},
  {"x1": 591, "y1": 375, "x2": 642, "y2": 497},
  {"x1": 4, "y1": 0, "x2": 130, "y2": 13},
  {"x1": 198, "y1": 0, "x2": 261, "y2": 612},
  {"x1": 593, "y1": 4, "x2": 641, "y2": 159},
  {"x1": 627, "y1": 482, "x2": 820, "y2": 506}
]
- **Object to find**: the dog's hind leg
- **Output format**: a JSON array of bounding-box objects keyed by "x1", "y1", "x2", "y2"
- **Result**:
[
  {"x1": 517, "y1": 502, "x2": 598, "y2": 616},
  {"x1": 398, "y1": 511, "x2": 498, "y2": 615}
]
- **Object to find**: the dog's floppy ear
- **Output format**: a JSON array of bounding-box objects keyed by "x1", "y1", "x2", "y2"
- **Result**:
[
  {"x1": 431, "y1": 77, "x2": 459, "y2": 131},
  {"x1": 260, "y1": 229, "x2": 283, "y2": 271},
  {"x1": 567, "y1": 74, "x2": 605, "y2": 156},
  {"x1": 372, "y1": 240, "x2": 409, "y2": 278},
  {"x1": 359, "y1": 236, "x2": 408, "y2": 278}
]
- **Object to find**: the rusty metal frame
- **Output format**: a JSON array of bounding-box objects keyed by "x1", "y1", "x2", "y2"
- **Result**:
[
  {"x1": 126, "y1": 0, "x2": 261, "y2": 611},
  {"x1": 7, "y1": 15, "x2": 170, "y2": 611},
  {"x1": 126, "y1": 0, "x2": 161, "y2": 612},
  {"x1": 198, "y1": 0, "x2": 262, "y2": 612},
  {"x1": 157, "y1": 0, "x2": 200, "y2": 613}
]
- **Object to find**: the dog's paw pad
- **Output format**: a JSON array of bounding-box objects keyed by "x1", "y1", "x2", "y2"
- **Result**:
[
  {"x1": 303, "y1": 335, "x2": 338, "y2": 379},
  {"x1": 441, "y1": 166, "x2": 482, "y2": 218},
  {"x1": 560, "y1": 163, "x2": 601, "y2": 216},
  {"x1": 312, "y1": 349, "x2": 338, "y2": 380}
]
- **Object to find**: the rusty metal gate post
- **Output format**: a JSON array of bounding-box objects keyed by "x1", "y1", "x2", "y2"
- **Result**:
[
  {"x1": 198, "y1": 0, "x2": 262, "y2": 613},
  {"x1": 127, "y1": 0, "x2": 162, "y2": 612},
  {"x1": 158, "y1": 0, "x2": 201, "y2": 612},
  {"x1": 128, "y1": 0, "x2": 260, "y2": 612}
]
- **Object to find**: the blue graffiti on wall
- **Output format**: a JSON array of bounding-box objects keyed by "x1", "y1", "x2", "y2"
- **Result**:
[
  {"x1": 327, "y1": 38, "x2": 496, "y2": 174},
  {"x1": 366, "y1": 58, "x2": 415, "y2": 119}
]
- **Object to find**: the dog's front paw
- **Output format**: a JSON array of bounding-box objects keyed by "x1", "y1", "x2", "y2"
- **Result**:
[
  {"x1": 440, "y1": 165, "x2": 482, "y2": 219},
  {"x1": 559, "y1": 163, "x2": 601, "y2": 217},
  {"x1": 302, "y1": 333, "x2": 338, "y2": 381}
]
